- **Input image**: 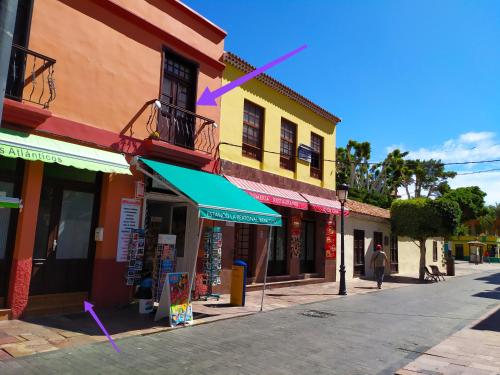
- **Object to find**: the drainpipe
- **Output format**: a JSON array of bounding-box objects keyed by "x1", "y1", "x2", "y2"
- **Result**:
[{"x1": 0, "y1": 0, "x2": 18, "y2": 124}]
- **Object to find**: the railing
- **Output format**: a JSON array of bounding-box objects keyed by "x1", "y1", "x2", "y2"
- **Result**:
[
  {"x1": 5, "y1": 44, "x2": 56, "y2": 109},
  {"x1": 147, "y1": 100, "x2": 217, "y2": 154}
]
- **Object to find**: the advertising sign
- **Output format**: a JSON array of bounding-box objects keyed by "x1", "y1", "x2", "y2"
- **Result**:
[
  {"x1": 297, "y1": 144, "x2": 313, "y2": 163},
  {"x1": 325, "y1": 217, "x2": 337, "y2": 259},
  {"x1": 155, "y1": 272, "x2": 193, "y2": 325},
  {"x1": 116, "y1": 199, "x2": 141, "y2": 262}
]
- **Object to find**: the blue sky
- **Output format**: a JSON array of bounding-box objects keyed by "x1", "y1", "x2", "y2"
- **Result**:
[{"x1": 185, "y1": 0, "x2": 500, "y2": 203}]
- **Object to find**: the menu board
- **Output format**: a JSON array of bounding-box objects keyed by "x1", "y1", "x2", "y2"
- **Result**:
[
  {"x1": 125, "y1": 229, "x2": 145, "y2": 286},
  {"x1": 116, "y1": 199, "x2": 141, "y2": 262},
  {"x1": 325, "y1": 216, "x2": 337, "y2": 259}
]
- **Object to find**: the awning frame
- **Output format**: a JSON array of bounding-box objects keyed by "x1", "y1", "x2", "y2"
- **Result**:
[{"x1": 131, "y1": 157, "x2": 197, "y2": 210}]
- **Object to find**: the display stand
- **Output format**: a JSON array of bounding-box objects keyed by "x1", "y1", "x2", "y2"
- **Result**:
[
  {"x1": 200, "y1": 226, "x2": 222, "y2": 301},
  {"x1": 125, "y1": 229, "x2": 145, "y2": 286},
  {"x1": 152, "y1": 234, "x2": 176, "y2": 302}
]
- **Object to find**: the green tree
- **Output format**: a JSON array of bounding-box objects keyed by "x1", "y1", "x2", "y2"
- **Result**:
[
  {"x1": 401, "y1": 159, "x2": 457, "y2": 199},
  {"x1": 441, "y1": 186, "x2": 487, "y2": 222},
  {"x1": 391, "y1": 198, "x2": 461, "y2": 281}
]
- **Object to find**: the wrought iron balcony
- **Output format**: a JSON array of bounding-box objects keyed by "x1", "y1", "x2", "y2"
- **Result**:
[
  {"x1": 6, "y1": 44, "x2": 56, "y2": 109},
  {"x1": 147, "y1": 100, "x2": 217, "y2": 154}
]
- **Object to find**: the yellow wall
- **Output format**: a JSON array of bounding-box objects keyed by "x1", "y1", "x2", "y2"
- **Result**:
[{"x1": 220, "y1": 64, "x2": 337, "y2": 190}]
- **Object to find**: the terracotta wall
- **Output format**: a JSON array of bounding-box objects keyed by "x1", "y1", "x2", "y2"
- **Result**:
[{"x1": 27, "y1": 0, "x2": 224, "y2": 142}]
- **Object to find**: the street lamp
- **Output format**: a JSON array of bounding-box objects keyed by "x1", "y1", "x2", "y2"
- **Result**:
[{"x1": 337, "y1": 184, "x2": 349, "y2": 295}]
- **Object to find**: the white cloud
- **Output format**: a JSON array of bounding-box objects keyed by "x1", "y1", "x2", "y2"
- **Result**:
[
  {"x1": 391, "y1": 131, "x2": 500, "y2": 205},
  {"x1": 459, "y1": 132, "x2": 495, "y2": 144}
]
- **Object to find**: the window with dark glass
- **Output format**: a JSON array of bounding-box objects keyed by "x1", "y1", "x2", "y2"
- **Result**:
[
  {"x1": 280, "y1": 119, "x2": 297, "y2": 171},
  {"x1": 433, "y1": 241, "x2": 438, "y2": 262},
  {"x1": 242, "y1": 100, "x2": 264, "y2": 160},
  {"x1": 310, "y1": 133, "x2": 323, "y2": 179}
]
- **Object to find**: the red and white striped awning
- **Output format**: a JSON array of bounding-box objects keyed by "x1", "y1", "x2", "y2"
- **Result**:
[
  {"x1": 224, "y1": 175, "x2": 308, "y2": 210},
  {"x1": 301, "y1": 193, "x2": 349, "y2": 216}
]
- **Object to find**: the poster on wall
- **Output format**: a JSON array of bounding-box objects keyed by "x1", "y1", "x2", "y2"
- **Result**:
[
  {"x1": 290, "y1": 214, "x2": 302, "y2": 257},
  {"x1": 325, "y1": 217, "x2": 337, "y2": 259},
  {"x1": 116, "y1": 199, "x2": 141, "y2": 262},
  {"x1": 155, "y1": 272, "x2": 193, "y2": 325}
]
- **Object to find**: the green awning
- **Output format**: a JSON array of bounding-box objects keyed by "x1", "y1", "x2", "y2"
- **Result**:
[
  {"x1": 139, "y1": 158, "x2": 282, "y2": 226},
  {"x1": 0, "y1": 128, "x2": 131, "y2": 174}
]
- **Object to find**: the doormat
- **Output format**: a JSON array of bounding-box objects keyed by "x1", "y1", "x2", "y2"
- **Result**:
[{"x1": 300, "y1": 310, "x2": 335, "y2": 318}]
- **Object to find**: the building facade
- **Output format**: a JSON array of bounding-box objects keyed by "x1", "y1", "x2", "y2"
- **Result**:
[
  {"x1": 1, "y1": 0, "x2": 228, "y2": 318},
  {"x1": 217, "y1": 52, "x2": 343, "y2": 288},
  {"x1": 340, "y1": 200, "x2": 445, "y2": 280}
]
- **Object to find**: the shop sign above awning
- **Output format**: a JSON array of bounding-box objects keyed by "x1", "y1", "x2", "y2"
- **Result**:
[
  {"x1": 0, "y1": 196, "x2": 21, "y2": 209},
  {"x1": 0, "y1": 128, "x2": 131, "y2": 175},
  {"x1": 301, "y1": 193, "x2": 349, "y2": 216},
  {"x1": 139, "y1": 158, "x2": 282, "y2": 226},
  {"x1": 224, "y1": 175, "x2": 308, "y2": 210}
]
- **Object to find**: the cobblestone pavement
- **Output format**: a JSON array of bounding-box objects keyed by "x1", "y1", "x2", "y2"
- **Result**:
[
  {"x1": 0, "y1": 268, "x2": 498, "y2": 374},
  {"x1": 0, "y1": 261, "x2": 496, "y2": 361}
]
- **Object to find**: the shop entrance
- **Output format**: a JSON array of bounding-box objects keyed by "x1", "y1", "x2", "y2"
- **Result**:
[
  {"x1": 0, "y1": 158, "x2": 23, "y2": 306},
  {"x1": 268, "y1": 219, "x2": 287, "y2": 276},
  {"x1": 30, "y1": 165, "x2": 100, "y2": 295},
  {"x1": 142, "y1": 194, "x2": 198, "y2": 290},
  {"x1": 300, "y1": 220, "x2": 316, "y2": 273}
]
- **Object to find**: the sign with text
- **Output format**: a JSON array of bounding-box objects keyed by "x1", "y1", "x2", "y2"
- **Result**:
[
  {"x1": 325, "y1": 217, "x2": 337, "y2": 259},
  {"x1": 298, "y1": 144, "x2": 313, "y2": 163},
  {"x1": 116, "y1": 199, "x2": 141, "y2": 262}
]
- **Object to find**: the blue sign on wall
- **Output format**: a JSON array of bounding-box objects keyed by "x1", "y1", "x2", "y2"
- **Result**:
[{"x1": 298, "y1": 144, "x2": 313, "y2": 163}]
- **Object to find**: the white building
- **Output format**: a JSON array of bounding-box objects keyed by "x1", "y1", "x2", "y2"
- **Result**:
[{"x1": 336, "y1": 200, "x2": 445, "y2": 281}]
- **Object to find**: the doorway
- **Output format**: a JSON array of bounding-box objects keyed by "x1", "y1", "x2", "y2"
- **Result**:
[
  {"x1": 353, "y1": 229, "x2": 365, "y2": 276},
  {"x1": 0, "y1": 158, "x2": 23, "y2": 306},
  {"x1": 300, "y1": 220, "x2": 316, "y2": 273},
  {"x1": 455, "y1": 244, "x2": 464, "y2": 260},
  {"x1": 268, "y1": 219, "x2": 287, "y2": 276},
  {"x1": 142, "y1": 194, "x2": 197, "y2": 282},
  {"x1": 390, "y1": 235, "x2": 399, "y2": 273},
  {"x1": 30, "y1": 165, "x2": 100, "y2": 295}
]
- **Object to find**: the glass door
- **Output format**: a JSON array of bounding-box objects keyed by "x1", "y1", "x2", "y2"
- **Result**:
[
  {"x1": 30, "y1": 172, "x2": 98, "y2": 295},
  {"x1": 268, "y1": 219, "x2": 287, "y2": 276},
  {"x1": 300, "y1": 221, "x2": 316, "y2": 274}
]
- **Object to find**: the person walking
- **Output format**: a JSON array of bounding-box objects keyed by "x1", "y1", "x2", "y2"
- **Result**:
[{"x1": 370, "y1": 244, "x2": 390, "y2": 289}]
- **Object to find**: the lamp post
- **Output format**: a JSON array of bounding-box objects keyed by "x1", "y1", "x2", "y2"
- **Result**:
[{"x1": 337, "y1": 184, "x2": 349, "y2": 295}]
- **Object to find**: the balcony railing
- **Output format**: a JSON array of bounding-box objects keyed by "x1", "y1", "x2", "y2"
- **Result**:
[
  {"x1": 6, "y1": 44, "x2": 56, "y2": 109},
  {"x1": 147, "y1": 100, "x2": 217, "y2": 154}
]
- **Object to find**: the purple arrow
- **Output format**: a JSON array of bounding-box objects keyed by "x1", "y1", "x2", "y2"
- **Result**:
[
  {"x1": 84, "y1": 301, "x2": 121, "y2": 353},
  {"x1": 197, "y1": 44, "x2": 308, "y2": 106}
]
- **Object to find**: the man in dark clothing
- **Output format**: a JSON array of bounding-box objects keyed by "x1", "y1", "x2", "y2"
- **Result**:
[{"x1": 370, "y1": 244, "x2": 390, "y2": 289}]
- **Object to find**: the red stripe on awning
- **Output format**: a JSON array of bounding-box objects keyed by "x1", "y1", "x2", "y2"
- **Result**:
[
  {"x1": 301, "y1": 193, "x2": 349, "y2": 216},
  {"x1": 224, "y1": 175, "x2": 308, "y2": 210}
]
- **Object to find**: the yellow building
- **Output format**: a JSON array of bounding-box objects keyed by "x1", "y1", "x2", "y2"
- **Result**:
[
  {"x1": 219, "y1": 52, "x2": 342, "y2": 284},
  {"x1": 450, "y1": 236, "x2": 500, "y2": 263}
]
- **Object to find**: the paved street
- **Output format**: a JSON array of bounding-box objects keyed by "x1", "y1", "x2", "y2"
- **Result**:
[{"x1": 1, "y1": 270, "x2": 499, "y2": 375}]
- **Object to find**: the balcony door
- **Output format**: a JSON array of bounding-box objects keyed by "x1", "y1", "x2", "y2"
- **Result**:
[
  {"x1": 6, "y1": 0, "x2": 34, "y2": 100},
  {"x1": 30, "y1": 166, "x2": 100, "y2": 296},
  {"x1": 159, "y1": 50, "x2": 198, "y2": 149}
]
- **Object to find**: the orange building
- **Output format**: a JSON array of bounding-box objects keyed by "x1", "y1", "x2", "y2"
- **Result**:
[{"x1": 0, "y1": 0, "x2": 228, "y2": 318}]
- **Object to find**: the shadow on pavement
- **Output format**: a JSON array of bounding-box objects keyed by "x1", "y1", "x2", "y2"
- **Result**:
[
  {"x1": 474, "y1": 272, "x2": 500, "y2": 286},
  {"x1": 471, "y1": 308, "x2": 500, "y2": 332},
  {"x1": 360, "y1": 275, "x2": 425, "y2": 284},
  {"x1": 23, "y1": 303, "x2": 213, "y2": 336}
]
